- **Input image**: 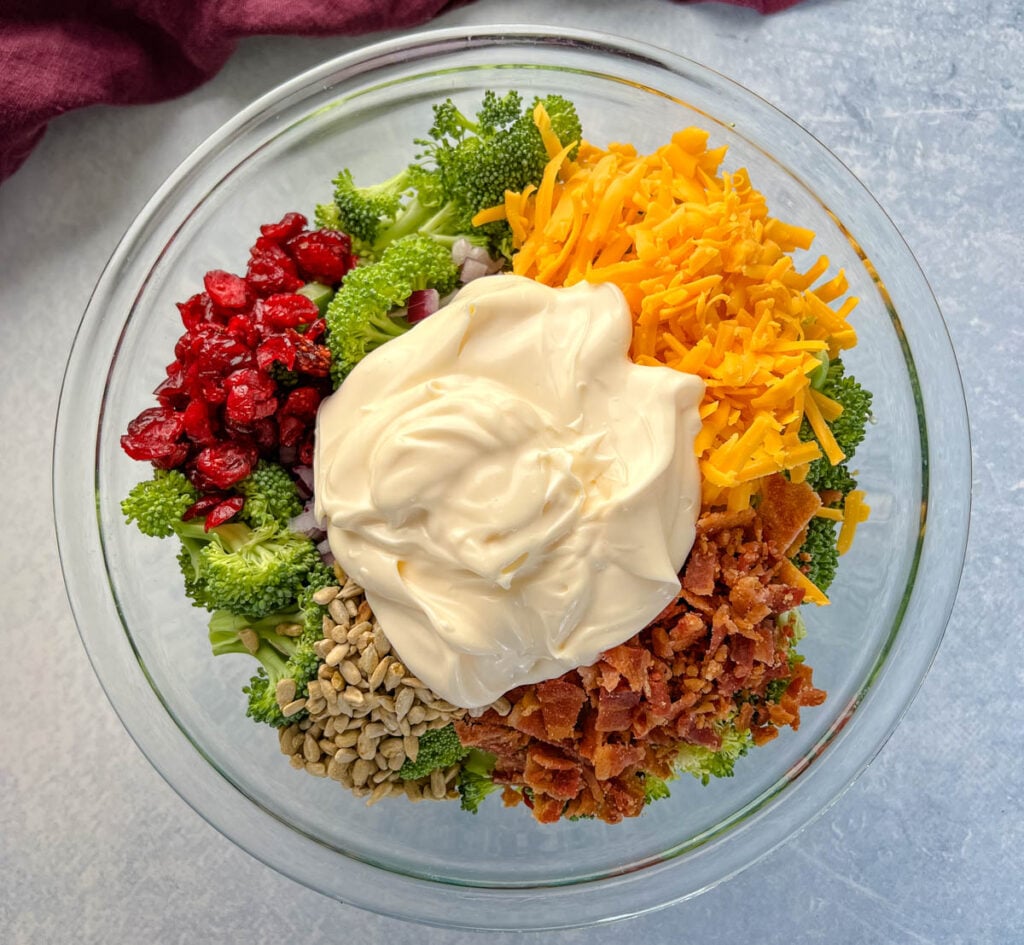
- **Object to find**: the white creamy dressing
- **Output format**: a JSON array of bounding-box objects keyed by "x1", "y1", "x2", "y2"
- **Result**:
[{"x1": 313, "y1": 275, "x2": 704, "y2": 708}]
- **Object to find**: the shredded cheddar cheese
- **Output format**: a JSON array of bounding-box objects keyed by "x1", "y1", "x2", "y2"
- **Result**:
[
  {"x1": 837, "y1": 489, "x2": 870, "y2": 555},
  {"x1": 504, "y1": 119, "x2": 860, "y2": 510}
]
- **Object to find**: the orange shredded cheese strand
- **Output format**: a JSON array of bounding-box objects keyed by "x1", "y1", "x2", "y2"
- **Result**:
[
  {"x1": 778, "y1": 560, "x2": 831, "y2": 606},
  {"x1": 471, "y1": 203, "x2": 508, "y2": 226},
  {"x1": 803, "y1": 390, "x2": 846, "y2": 467},
  {"x1": 837, "y1": 489, "x2": 870, "y2": 555},
  {"x1": 505, "y1": 127, "x2": 859, "y2": 509},
  {"x1": 814, "y1": 507, "x2": 844, "y2": 521}
]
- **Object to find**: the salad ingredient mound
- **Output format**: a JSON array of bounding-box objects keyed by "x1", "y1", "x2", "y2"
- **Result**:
[
  {"x1": 118, "y1": 90, "x2": 873, "y2": 824},
  {"x1": 313, "y1": 274, "x2": 704, "y2": 708},
  {"x1": 499, "y1": 128, "x2": 863, "y2": 514},
  {"x1": 455, "y1": 493, "x2": 826, "y2": 823}
]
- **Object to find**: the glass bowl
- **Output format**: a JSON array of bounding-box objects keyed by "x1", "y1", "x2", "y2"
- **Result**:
[{"x1": 54, "y1": 26, "x2": 970, "y2": 930}]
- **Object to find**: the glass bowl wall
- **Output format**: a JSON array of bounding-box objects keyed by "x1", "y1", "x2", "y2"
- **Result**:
[{"x1": 54, "y1": 26, "x2": 970, "y2": 930}]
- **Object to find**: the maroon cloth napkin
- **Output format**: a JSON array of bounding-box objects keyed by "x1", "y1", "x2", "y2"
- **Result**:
[{"x1": 0, "y1": 0, "x2": 802, "y2": 184}]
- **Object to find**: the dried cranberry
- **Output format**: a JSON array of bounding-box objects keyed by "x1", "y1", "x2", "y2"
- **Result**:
[
  {"x1": 193, "y1": 441, "x2": 258, "y2": 490},
  {"x1": 259, "y1": 212, "x2": 308, "y2": 244},
  {"x1": 120, "y1": 407, "x2": 186, "y2": 462},
  {"x1": 297, "y1": 434, "x2": 315, "y2": 467},
  {"x1": 289, "y1": 333, "x2": 331, "y2": 377},
  {"x1": 246, "y1": 239, "x2": 303, "y2": 296},
  {"x1": 204, "y1": 495, "x2": 245, "y2": 530},
  {"x1": 182, "y1": 493, "x2": 226, "y2": 521},
  {"x1": 225, "y1": 313, "x2": 259, "y2": 348},
  {"x1": 280, "y1": 386, "x2": 321, "y2": 420},
  {"x1": 277, "y1": 413, "x2": 306, "y2": 448},
  {"x1": 154, "y1": 362, "x2": 189, "y2": 409},
  {"x1": 259, "y1": 293, "x2": 320, "y2": 331},
  {"x1": 224, "y1": 367, "x2": 277, "y2": 424},
  {"x1": 249, "y1": 416, "x2": 278, "y2": 453},
  {"x1": 256, "y1": 334, "x2": 296, "y2": 372},
  {"x1": 177, "y1": 292, "x2": 216, "y2": 331},
  {"x1": 185, "y1": 330, "x2": 250, "y2": 374},
  {"x1": 203, "y1": 270, "x2": 250, "y2": 311},
  {"x1": 285, "y1": 229, "x2": 353, "y2": 284},
  {"x1": 182, "y1": 398, "x2": 218, "y2": 446},
  {"x1": 302, "y1": 317, "x2": 326, "y2": 341}
]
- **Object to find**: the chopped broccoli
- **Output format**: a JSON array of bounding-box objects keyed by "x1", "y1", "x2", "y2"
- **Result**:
[
  {"x1": 641, "y1": 772, "x2": 672, "y2": 805},
  {"x1": 421, "y1": 91, "x2": 581, "y2": 254},
  {"x1": 324, "y1": 234, "x2": 459, "y2": 383},
  {"x1": 208, "y1": 607, "x2": 321, "y2": 728},
  {"x1": 801, "y1": 358, "x2": 873, "y2": 495},
  {"x1": 197, "y1": 521, "x2": 324, "y2": 619},
  {"x1": 121, "y1": 469, "x2": 197, "y2": 538},
  {"x1": 237, "y1": 460, "x2": 303, "y2": 529},
  {"x1": 315, "y1": 166, "x2": 458, "y2": 260},
  {"x1": 796, "y1": 516, "x2": 840, "y2": 592},
  {"x1": 456, "y1": 749, "x2": 499, "y2": 814},
  {"x1": 675, "y1": 725, "x2": 752, "y2": 786},
  {"x1": 315, "y1": 90, "x2": 581, "y2": 263},
  {"x1": 398, "y1": 723, "x2": 469, "y2": 781}
]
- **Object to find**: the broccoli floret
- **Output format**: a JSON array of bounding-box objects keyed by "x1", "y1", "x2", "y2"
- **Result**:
[
  {"x1": 398, "y1": 722, "x2": 469, "y2": 781},
  {"x1": 166, "y1": 516, "x2": 323, "y2": 617},
  {"x1": 237, "y1": 460, "x2": 303, "y2": 529},
  {"x1": 421, "y1": 92, "x2": 581, "y2": 253},
  {"x1": 324, "y1": 234, "x2": 459, "y2": 383},
  {"x1": 676, "y1": 725, "x2": 752, "y2": 786},
  {"x1": 316, "y1": 90, "x2": 581, "y2": 264},
  {"x1": 796, "y1": 516, "x2": 840, "y2": 592},
  {"x1": 208, "y1": 607, "x2": 322, "y2": 728},
  {"x1": 455, "y1": 748, "x2": 499, "y2": 814},
  {"x1": 198, "y1": 522, "x2": 324, "y2": 619},
  {"x1": 315, "y1": 166, "x2": 453, "y2": 260},
  {"x1": 121, "y1": 469, "x2": 197, "y2": 538},
  {"x1": 801, "y1": 359, "x2": 873, "y2": 495},
  {"x1": 641, "y1": 772, "x2": 672, "y2": 805}
]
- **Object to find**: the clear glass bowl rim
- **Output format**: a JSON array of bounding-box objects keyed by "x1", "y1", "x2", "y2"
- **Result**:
[{"x1": 53, "y1": 24, "x2": 971, "y2": 931}]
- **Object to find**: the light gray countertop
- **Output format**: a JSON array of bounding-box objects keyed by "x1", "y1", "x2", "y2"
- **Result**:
[{"x1": 2, "y1": 0, "x2": 1021, "y2": 942}]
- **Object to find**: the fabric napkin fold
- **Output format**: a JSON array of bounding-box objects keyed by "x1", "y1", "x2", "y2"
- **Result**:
[{"x1": 0, "y1": 0, "x2": 803, "y2": 184}]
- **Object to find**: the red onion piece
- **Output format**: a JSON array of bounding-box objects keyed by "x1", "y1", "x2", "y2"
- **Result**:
[{"x1": 407, "y1": 288, "x2": 440, "y2": 323}]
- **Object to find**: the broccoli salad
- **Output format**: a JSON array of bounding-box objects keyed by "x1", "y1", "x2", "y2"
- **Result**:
[{"x1": 119, "y1": 91, "x2": 872, "y2": 824}]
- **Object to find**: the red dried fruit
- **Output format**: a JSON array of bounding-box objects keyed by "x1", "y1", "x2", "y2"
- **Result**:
[
  {"x1": 259, "y1": 293, "x2": 320, "y2": 331},
  {"x1": 303, "y1": 317, "x2": 326, "y2": 342},
  {"x1": 277, "y1": 413, "x2": 306, "y2": 448},
  {"x1": 224, "y1": 367, "x2": 277, "y2": 424},
  {"x1": 260, "y1": 212, "x2": 308, "y2": 243},
  {"x1": 204, "y1": 495, "x2": 245, "y2": 530},
  {"x1": 285, "y1": 228, "x2": 353, "y2": 283},
  {"x1": 182, "y1": 493, "x2": 226, "y2": 521},
  {"x1": 182, "y1": 398, "x2": 218, "y2": 446},
  {"x1": 280, "y1": 386, "x2": 321, "y2": 421},
  {"x1": 120, "y1": 407, "x2": 186, "y2": 462},
  {"x1": 289, "y1": 332, "x2": 331, "y2": 377},
  {"x1": 255, "y1": 334, "x2": 296, "y2": 372},
  {"x1": 203, "y1": 270, "x2": 250, "y2": 311},
  {"x1": 246, "y1": 239, "x2": 303, "y2": 295},
  {"x1": 154, "y1": 362, "x2": 188, "y2": 409},
  {"x1": 177, "y1": 292, "x2": 216, "y2": 331},
  {"x1": 193, "y1": 441, "x2": 258, "y2": 490}
]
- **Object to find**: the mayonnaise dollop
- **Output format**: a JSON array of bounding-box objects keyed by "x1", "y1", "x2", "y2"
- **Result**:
[{"x1": 314, "y1": 275, "x2": 704, "y2": 708}]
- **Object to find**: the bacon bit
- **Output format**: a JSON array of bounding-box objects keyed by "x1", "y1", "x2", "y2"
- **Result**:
[
  {"x1": 457, "y1": 499, "x2": 826, "y2": 824},
  {"x1": 758, "y1": 474, "x2": 822, "y2": 554},
  {"x1": 595, "y1": 689, "x2": 641, "y2": 733},
  {"x1": 535, "y1": 679, "x2": 587, "y2": 741}
]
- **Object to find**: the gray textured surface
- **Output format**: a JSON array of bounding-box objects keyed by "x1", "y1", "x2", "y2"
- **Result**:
[{"x1": 1, "y1": 0, "x2": 1021, "y2": 942}]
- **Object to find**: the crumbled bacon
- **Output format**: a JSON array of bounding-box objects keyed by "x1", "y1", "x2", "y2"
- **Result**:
[{"x1": 457, "y1": 480, "x2": 827, "y2": 825}]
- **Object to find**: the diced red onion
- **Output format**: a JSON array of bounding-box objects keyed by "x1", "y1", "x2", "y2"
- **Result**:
[
  {"x1": 293, "y1": 464, "x2": 315, "y2": 493},
  {"x1": 317, "y1": 537, "x2": 335, "y2": 565},
  {"x1": 407, "y1": 288, "x2": 440, "y2": 323},
  {"x1": 460, "y1": 257, "x2": 492, "y2": 283}
]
